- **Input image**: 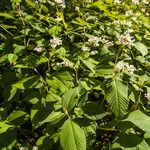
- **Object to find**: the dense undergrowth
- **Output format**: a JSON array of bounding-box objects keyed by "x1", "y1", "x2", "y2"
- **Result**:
[{"x1": 0, "y1": 0, "x2": 150, "y2": 149}]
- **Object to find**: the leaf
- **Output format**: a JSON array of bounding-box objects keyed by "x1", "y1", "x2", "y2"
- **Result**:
[
  {"x1": 62, "y1": 88, "x2": 79, "y2": 111},
  {"x1": 46, "y1": 71, "x2": 74, "y2": 93},
  {"x1": 82, "y1": 102, "x2": 109, "y2": 120},
  {"x1": 60, "y1": 119, "x2": 86, "y2": 150},
  {"x1": 12, "y1": 75, "x2": 40, "y2": 90},
  {"x1": 7, "y1": 110, "x2": 29, "y2": 126},
  {"x1": 112, "y1": 132, "x2": 143, "y2": 149},
  {"x1": 25, "y1": 0, "x2": 37, "y2": 8},
  {"x1": 8, "y1": 53, "x2": 18, "y2": 65},
  {"x1": 81, "y1": 58, "x2": 98, "y2": 73},
  {"x1": 38, "y1": 111, "x2": 66, "y2": 126},
  {"x1": 123, "y1": 110, "x2": 150, "y2": 133},
  {"x1": 135, "y1": 42, "x2": 148, "y2": 56},
  {"x1": 36, "y1": 135, "x2": 54, "y2": 150},
  {"x1": 105, "y1": 77, "x2": 129, "y2": 118},
  {"x1": 0, "y1": 54, "x2": 8, "y2": 64},
  {"x1": 92, "y1": 0, "x2": 106, "y2": 11},
  {"x1": 72, "y1": 17, "x2": 89, "y2": 26},
  {"x1": 0, "y1": 13, "x2": 14, "y2": 19},
  {"x1": 0, "y1": 122, "x2": 12, "y2": 134}
]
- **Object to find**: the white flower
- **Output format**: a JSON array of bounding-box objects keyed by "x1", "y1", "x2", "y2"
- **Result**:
[
  {"x1": 117, "y1": 33, "x2": 135, "y2": 48},
  {"x1": 48, "y1": 1, "x2": 55, "y2": 5},
  {"x1": 75, "y1": 6, "x2": 80, "y2": 11},
  {"x1": 88, "y1": 37, "x2": 100, "y2": 47},
  {"x1": 124, "y1": 54, "x2": 132, "y2": 60},
  {"x1": 115, "y1": 61, "x2": 125, "y2": 72},
  {"x1": 126, "y1": 64, "x2": 135, "y2": 73},
  {"x1": 50, "y1": 37, "x2": 62, "y2": 48},
  {"x1": 125, "y1": 10, "x2": 133, "y2": 17},
  {"x1": 55, "y1": 16, "x2": 62, "y2": 22},
  {"x1": 86, "y1": 0, "x2": 92, "y2": 3},
  {"x1": 115, "y1": 61, "x2": 135, "y2": 73},
  {"x1": 145, "y1": 93, "x2": 150, "y2": 100},
  {"x1": 33, "y1": 47, "x2": 45, "y2": 53},
  {"x1": 134, "y1": 13, "x2": 141, "y2": 17},
  {"x1": 146, "y1": 13, "x2": 149, "y2": 16},
  {"x1": 32, "y1": 0, "x2": 39, "y2": 4},
  {"x1": 132, "y1": 0, "x2": 139, "y2": 5},
  {"x1": 54, "y1": 0, "x2": 66, "y2": 8},
  {"x1": 91, "y1": 50, "x2": 98, "y2": 55},
  {"x1": 105, "y1": 41, "x2": 114, "y2": 47},
  {"x1": 81, "y1": 45, "x2": 90, "y2": 52},
  {"x1": 114, "y1": 0, "x2": 121, "y2": 4},
  {"x1": 32, "y1": 146, "x2": 37, "y2": 150},
  {"x1": 57, "y1": 61, "x2": 73, "y2": 67},
  {"x1": 143, "y1": 0, "x2": 149, "y2": 4},
  {"x1": 54, "y1": 0, "x2": 63, "y2": 4},
  {"x1": 126, "y1": 21, "x2": 132, "y2": 27},
  {"x1": 141, "y1": 8, "x2": 145, "y2": 12}
]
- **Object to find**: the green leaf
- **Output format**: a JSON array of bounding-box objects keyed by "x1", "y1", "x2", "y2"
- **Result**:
[
  {"x1": 7, "y1": 110, "x2": 29, "y2": 126},
  {"x1": 62, "y1": 88, "x2": 79, "y2": 111},
  {"x1": 36, "y1": 135, "x2": 54, "y2": 150},
  {"x1": 46, "y1": 71, "x2": 74, "y2": 93},
  {"x1": 135, "y1": 42, "x2": 148, "y2": 56},
  {"x1": 82, "y1": 102, "x2": 109, "y2": 120},
  {"x1": 105, "y1": 77, "x2": 129, "y2": 118},
  {"x1": 38, "y1": 111, "x2": 66, "y2": 126},
  {"x1": 112, "y1": 132, "x2": 143, "y2": 149},
  {"x1": 8, "y1": 53, "x2": 18, "y2": 65},
  {"x1": 25, "y1": 0, "x2": 37, "y2": 8},
  {"x1": 60, "y1": 119, "x2": 86, "y2": 150},
  {"x1": 0, "y1": 13, "x2": 14, "y2": 19},
  {"x1": 81, "y1": 58, "x2": 98, "y2": 73},
  {"x1": 0, "y1": 54, "x2": 8, "y2": 64},
  {"x1": 124, "y1": 110, "x2": 150, "y2": 133},
  {"x1": 92, "y1": 0, "x2": 106, "y2": 11},
  {"x1": 0, "y1": 122, "x2": 12, "y2": 134},
  {"x1": 12, "y1": 75, "x2": 40, "y2": 90}
]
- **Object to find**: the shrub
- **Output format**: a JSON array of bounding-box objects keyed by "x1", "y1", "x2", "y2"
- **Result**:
[{"x1": 0, "y1": 0, "x2": 150, "y2": 149}]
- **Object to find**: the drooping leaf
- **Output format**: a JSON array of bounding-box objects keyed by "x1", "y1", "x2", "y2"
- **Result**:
[
  {"x1": 123, "y1": 110, "x2": 150, "y2": 133},
  {"x1": 62, "y1": 88, "x2": 79, "y2": 111},
  {"x1": 135, "y1": 42, "x2": 148, "y2": 56},
  {"x1": 60, "y1": 119, "x2": 86, "y2": 150},
  {"x1": 105, "y1": 77, "x2": 129, "y2": 118}
]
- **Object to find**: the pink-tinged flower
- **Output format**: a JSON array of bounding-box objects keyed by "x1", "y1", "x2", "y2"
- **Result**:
[{"x1": 50, "y1": 37, "x2": 62, "y2": 48}]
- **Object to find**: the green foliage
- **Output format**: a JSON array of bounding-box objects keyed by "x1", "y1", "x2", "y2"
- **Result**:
[{"x1": 0, "y1": 0, "x2": 150, "y2": 149}]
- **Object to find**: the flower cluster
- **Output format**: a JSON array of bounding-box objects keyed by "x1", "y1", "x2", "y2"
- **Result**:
[
  {"x1": 56, "y1": 61, "x2": 73, "y2": 68},
  {"x1": 50, "y1": 37, "x2": 62, "y2": 49},
  {"x1": 54, "y1": 0, "x2": 66, "y2": 8},
  {"x1": 115, "y1": 61, "x2": 135, "y2": 74},
  {"x1": 117, "y1": 32, "x2": 135, "y2": 48},
  {"x1": 33, "y1": 47, "x2": 45, "y2": 53},
  {"x1": 81, "y1": 45, "x2": 90, "y2": 52},
  {"x1": 88, "y1": 37, "x2": 100, "y2": 47}
]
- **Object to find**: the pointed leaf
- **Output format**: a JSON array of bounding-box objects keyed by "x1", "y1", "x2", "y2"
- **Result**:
[
  {"x1": 124, "y1": 110, "x2": 150, "y2": 133},
  {"x1": 60, "y1": 119, "x2": 86, "y2": 150},
  {"x1": 62, "y1": 88, "x2": 79, "y2": 111},
  {"x1": 105, "y1": 77, "x2": 129, "y2": 117}
]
